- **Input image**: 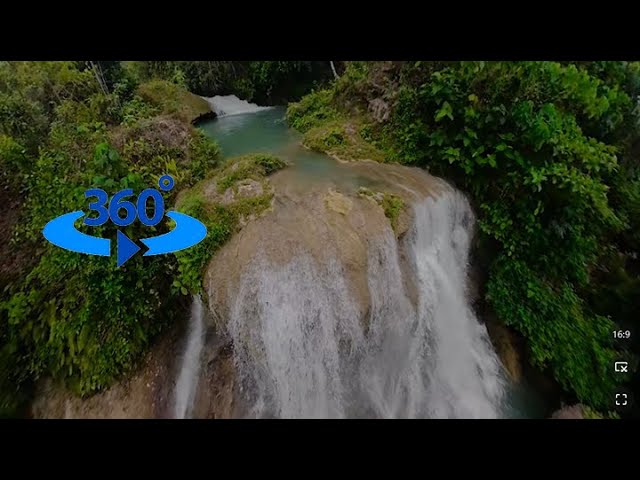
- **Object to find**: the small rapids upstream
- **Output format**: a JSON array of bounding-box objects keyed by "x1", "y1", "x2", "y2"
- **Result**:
[
  {"x1": 226, "y1": 188, "x2": 506, "y2": 418},
  {"x1": 203, "y1": 95, "x2": 273, "y2": 118},
  {"x1": 173, "y1": 296, "x2": 205, "y2": 419}
]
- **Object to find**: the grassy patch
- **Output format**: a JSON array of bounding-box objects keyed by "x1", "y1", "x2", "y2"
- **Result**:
[
  {"x1": 216, "y1": 153, "x2": 287, "y2": 194},
  {"x1": 303, "y1": 119, "x2": 387, "y2": 162}
]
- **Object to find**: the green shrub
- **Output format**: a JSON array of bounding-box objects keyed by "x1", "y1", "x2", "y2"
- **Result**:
[
  {"x1": 0, "y1": 62, "x2": 224, "y2": 410},
  {"x1": 0, "y1": 135, "x2": 27, "y2": 191},
  {"x1": 2, "y1": 143, "x2": 185, "y2": 395},
  {"x1": 286, "y1": 89, "x2": 338, "y2": 132}
]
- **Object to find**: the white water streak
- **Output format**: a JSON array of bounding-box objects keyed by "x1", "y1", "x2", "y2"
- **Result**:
[
  {"x1": 173, "y1": 296, "x2": 205, "y2": 419},
  {"x1": 203, "y1": 95, "x2": 272, "y2": 118}
]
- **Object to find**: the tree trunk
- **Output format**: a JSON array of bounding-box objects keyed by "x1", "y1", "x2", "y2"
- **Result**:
[{"x1": 330, "y1": 61, "x2": 339, "y2": 80}]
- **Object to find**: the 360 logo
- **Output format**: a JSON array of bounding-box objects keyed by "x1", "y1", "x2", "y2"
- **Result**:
[{"x1": 43, "y1": 175, "x2": 207, "y2": 267}]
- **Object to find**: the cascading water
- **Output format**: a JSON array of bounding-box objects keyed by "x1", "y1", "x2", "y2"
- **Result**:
[
  {"x1": 173, "y1": 296, "x2": 205, "y2": 419},
  {"x1": 203, "y1": 95, "x2": 273, "y2": 118},
  {"x1": 406, "y1": 189, "x2": 505, "y2": 418},
  {"x1": 226, "y1": 187, "x2": 507, "y2": 419}
]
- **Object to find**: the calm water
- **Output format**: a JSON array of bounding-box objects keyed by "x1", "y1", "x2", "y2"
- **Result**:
[
  {"x1": 198, "y1": 108, "x2": 385, "y2": 193},
  {"x1": 198, "y1": 108, "x2": 549, "y2": 419}
]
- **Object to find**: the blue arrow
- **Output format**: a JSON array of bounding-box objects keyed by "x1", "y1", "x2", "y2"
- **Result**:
[
  {"x1": 140, "y1": 211, "x2": 207, "y2": 256},
  {"x1": 43, "y1": 211, "x2": 110, "y2": 256},
  {"x1": 117, "y1": 230, "x2": 141, "y2": 267}
]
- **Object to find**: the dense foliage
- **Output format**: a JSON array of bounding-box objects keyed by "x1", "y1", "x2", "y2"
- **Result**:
[
  {"x1": 288, "y1": 61, "x2": 640, "y2": 410},
  {"x1": 0, "y1": 62, "x2": 221, "y2": 416},
  {"x1": 130, "y1": 61, "x2": 333, "y2": 105}
]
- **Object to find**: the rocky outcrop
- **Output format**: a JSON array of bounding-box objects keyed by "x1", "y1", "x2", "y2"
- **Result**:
[
  {"x1": 30, "y1": 155, "x2": 513, "y2": 419},
  {"x1": 136, "y1": 79, "x2": 212, "y2": 124},
  {"x1": 203, "y1": 161, "x2": 442, "y2": 336},
  {"x1": 550, "y1": 404, "x2": 585, "y2": 419},
  {"x1": 30, "y1": 310, "x2": 238, "y2": 419},
  {"x1": 30, "y1": 322, "x2": 187, "y2": 419},
  {"x1": 485, "y1": 318, "x2": 523, "y2": 383},
  {"x1": 110, "y1": 115, "x2": 191, "y2": 153},
  {"x1": 368, "y1": 98, "x2": 391, "y2": 123}
]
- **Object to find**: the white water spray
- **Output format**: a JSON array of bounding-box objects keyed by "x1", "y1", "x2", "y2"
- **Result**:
[
  {"x1": 173, "y1": 296, "x2": 205, "y2": 419},
  {"x1": 226, "y1": 187, "x2": 507, "y2": 418},
  {"x1": 204, "y1": 95, "x2": 272, "y2": 118}
]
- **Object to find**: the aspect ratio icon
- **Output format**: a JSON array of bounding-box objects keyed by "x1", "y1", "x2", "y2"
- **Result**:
[{"x1": 615, "y1": 361, "x2": 629, "y2": 373}]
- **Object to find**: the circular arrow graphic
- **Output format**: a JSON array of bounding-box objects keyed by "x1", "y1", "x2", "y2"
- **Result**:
[
  {"x1": 43, "y1": 211, "x2": 111, "y2": 256},
  {"x1": 42, "y1": 176, "x2": 207, "y2": 267},
  {"x1": 140, "y1": 211, "x2": 207, "y2": 256}
]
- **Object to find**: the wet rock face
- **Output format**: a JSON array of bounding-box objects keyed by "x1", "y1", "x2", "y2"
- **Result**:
[
  {"x1": 203, "y1": 162, "x2": 441, "y2": 337},
  {"x1": 30, "y1": 322, "x2": 187, "y2": 419},
  {"x1": 485, "y1": 318, "x2": 523, "y2": 383},
  {"x1": 191, "y1": 337, "x2": 236, "y2": 419},
  {"x1": 30, "y1": 314, "x2": 236, "y2": 419}
]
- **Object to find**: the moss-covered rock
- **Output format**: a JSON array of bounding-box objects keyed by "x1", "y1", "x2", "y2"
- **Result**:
[
  {"x1": 136, "y1": 79, "x2": 212, "y2": 124},
  {"x1": 358, "y1": 187, "x2": 408, "y2": 236},
  {"x1": 303, "y1": 119, "x2": 387, "y2": 163},
  {"x1": 173, "y1": 153, "x2": 288, "y2": 295}
]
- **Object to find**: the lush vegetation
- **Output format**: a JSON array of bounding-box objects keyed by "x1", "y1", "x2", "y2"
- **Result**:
[
  {"x1": 288, "y1": 61, "x2": 640, "y2": 410},
  {"x1": 3, "y1": 60, "x2": 638, "y2": 418},
  {"x1": 0, "y1": 62, "x2": 222, "y2": 417},
  {"x1": 130, "y1": 61, "x2": 333, "y2": 105}
]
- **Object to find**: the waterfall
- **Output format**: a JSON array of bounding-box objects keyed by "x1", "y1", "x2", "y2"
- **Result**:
[
  {"x1": 405, "y1": 189, "x2": 505, "y2": 418},
  {"x1": 173, "y1": 296, "x2": 205, "y2": 419},
  {"x1": 226, "y1": 187, "x2": 507, "y2": 419},
  {"x1": 203, "y1": 95, "x2": 272, "y2": 118}
]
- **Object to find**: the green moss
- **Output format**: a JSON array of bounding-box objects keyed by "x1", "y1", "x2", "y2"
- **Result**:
[
  {"x1": 303, "y1": 119, "x2": 387, "y2": 162},
  {"x1": 381, "y1": 193, "x2": 404, "y2": 232},
  {"x1": 173, "y1": 153, "x2": 286, "y2": 294},
  {"x1": 216, "y1": 153, "x2": 287, "y2": 193},
  {"x1": 286, "y1": 80, "x2": 387, "y2": 163},
  {"x1": 357, "y1": 187, "x2": 404, "y2": 233},
  {"x1": 582, "y1": 406, "x2": 620, "y2": 419},
  {"x1": 136, "y1": 79, "x2": 211, "y2": 123}
]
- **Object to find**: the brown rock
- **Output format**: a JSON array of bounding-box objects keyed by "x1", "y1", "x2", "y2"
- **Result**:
[
  {"x1": 236, "y1": 179, "x2": 264, "y2": 199},
  {"x1": 485, "y1": 319, "x2": 523, "y2": 383},
  {"x1": 550, "y1": 404, "x2": 585, "y2": 419},
  {"x1": 221, "y1": 187, "x2": 235, "y2": 205},
  {"x1": 368, "y1": 98, "x2": 391, "y2": 123},
  {"x1": 30, "y1": 320, "x2": 187, "y2": 419},
  {"x1": 204, "y1": 161, "x2": 442, "y2": 335}
]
